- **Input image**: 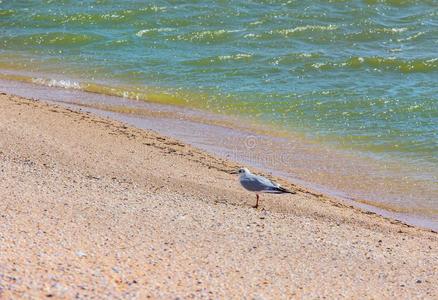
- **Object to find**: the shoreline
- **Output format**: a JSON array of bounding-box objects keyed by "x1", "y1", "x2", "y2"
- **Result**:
[
  {"x1": 1, "y1": 76, "x2": 437, "y2": 231},
  {"x1": 0, "y1": 91, "x2": 437, "y2": 297}
]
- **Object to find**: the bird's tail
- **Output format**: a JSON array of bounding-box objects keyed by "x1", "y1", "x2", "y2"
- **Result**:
[{"x1": 273, "y1": 186, "x2": 296, "y2": 194}]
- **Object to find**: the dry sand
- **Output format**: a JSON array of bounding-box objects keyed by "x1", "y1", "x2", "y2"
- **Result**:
[{"x1": 0, "y1": 93, "x2": 437, "y2": 299}]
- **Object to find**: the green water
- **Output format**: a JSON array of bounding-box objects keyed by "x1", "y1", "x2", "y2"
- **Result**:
[{"x1": 1, "y1": 2, "x2": 437, "y2": 167}]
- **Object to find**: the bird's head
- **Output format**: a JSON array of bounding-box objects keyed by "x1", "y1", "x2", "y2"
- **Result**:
[{"x1": 231, "y1": 167, "x2": 251, "y2": 176}]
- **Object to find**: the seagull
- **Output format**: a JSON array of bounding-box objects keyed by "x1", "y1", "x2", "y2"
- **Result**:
[{"x1": 231, "y1": 168, "x2": 295, "y2": 208}]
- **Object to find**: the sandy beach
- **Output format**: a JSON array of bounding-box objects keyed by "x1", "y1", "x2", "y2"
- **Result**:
[{"x1": 0, "y1": 92, "x2": 437, "y2": 298}]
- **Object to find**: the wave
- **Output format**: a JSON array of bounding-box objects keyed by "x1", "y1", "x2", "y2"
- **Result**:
[
  {"x1": 271, "y1": 52, "x2": 323, "y2": 65},
  {"x1": 244, "y1": 25, "x2": 338, "y2": 40},
  {"x1": 30, "y1": 6, "x2": 167, "y2": 26},
  {"x1": 272, "y1": 25, "x2": 338, "y2": 37},
  {"x1": 136, "y1": 28, "x2": 175, "y2": 37},
  {"x1": 0, "y1": 9, "x2": 15, "y2": 17},
  {"x1": 1, "y1": 32, "x2": 104, "y2": 48},
  {"x1": 362, "y1": 0, "x2": 436, "y2": 7},
  {"x1": 344, "y1": 27, "x2": 411, "y2": 41},
  {"x1": 31, "y1": 78, "x2": 82, "y2": 89},
  {"x1": 183, "y1": 53, "x2": 253, "y2": 66},
  {"x1": 0, "y1": 72, "x2": 206, "y2": 110},
  {"x1": 301, "y1": 56, "x2": 437, "y2": 73},
  {"x1": 172, "y1": 29, "x2": 242, "y2": 44}
]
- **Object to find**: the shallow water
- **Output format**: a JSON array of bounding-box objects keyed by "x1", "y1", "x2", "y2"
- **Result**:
[{"x1": 1, "y1": 1, "x2": 437, "y2": 221}]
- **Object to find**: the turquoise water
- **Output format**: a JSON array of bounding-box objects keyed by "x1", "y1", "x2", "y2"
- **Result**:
[{"x1": 1, "y1": 2, "x2": 437, "y2": 169}]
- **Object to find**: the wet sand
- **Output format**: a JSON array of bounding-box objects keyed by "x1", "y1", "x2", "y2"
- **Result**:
[{"x1": 0, "y1": 93, "x2": 437, "y2": 298}]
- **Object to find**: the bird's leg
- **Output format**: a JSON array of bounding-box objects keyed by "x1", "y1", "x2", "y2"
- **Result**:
[{"x1": 253, "y1": 194, "x2": 259, "y2": 209}]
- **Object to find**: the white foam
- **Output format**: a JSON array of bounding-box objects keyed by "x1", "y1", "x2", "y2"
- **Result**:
[
  {"x1": 31, "y1": 78, "x2": 82, "y2": 90},
  {"x1": 136, "y1": 28, "x2": 174, "y2": 37}
]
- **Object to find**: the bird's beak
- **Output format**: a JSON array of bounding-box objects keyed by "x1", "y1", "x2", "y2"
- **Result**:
[{"x1": 230, "y1": 170, "x2": 238, "y2": 174}]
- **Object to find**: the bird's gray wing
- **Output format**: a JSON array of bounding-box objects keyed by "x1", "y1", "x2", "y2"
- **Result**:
[
  {"x1": 241, "y1": 174, "x2": 294, "y2": 194},
  {"x1": 240, "y1": 176, "x2": 266, "y2": 191},
  {"x1": 252, "y1": 174, "x2": 279, "y2": 189},
  {"x1": 240, "y1": 174, "x2": 276, "y2": 192}
]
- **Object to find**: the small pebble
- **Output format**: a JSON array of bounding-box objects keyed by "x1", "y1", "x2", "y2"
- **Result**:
[{"x1": 76, "y1": 251, "x2": 87, "y2": 258}]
